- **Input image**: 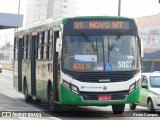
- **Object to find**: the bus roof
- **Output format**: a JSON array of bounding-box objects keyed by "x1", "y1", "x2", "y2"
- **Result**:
[{"x1": 15, "y1": 16, "x2": 135, "y2": 35}]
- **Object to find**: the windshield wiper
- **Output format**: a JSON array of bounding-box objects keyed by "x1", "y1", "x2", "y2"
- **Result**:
[
  {"x1": 109, "y1": 33, "x2": 122, "y2": 51},
  {"x1": 81, "y1": 32, "x2": 97, "y2": 51}
]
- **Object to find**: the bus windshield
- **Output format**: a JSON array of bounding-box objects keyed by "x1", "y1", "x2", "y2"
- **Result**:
[{"x1": 62, "y1": 35, "x2": 139, "y2": 72}]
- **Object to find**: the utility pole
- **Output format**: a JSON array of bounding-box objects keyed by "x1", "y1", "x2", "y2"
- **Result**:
[
  {"x1": 16, "y1": 0, "x2": 21, "y2": 31},
  {"x1": 18, "y1": 0, "x2": 20, "y2": 14},
  {"x1": 118, "y1": 0, "x2": 121, "y2": 16}
]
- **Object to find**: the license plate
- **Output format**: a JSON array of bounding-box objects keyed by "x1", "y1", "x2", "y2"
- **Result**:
[{"x1": 98, "y1": 96, "x2": 112, "y2": 100}]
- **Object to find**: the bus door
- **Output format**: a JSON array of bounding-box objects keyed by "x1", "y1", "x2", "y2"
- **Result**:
[
  {"x1": 52, "y1": 30, "x2": 60, "y2": 102},
  {"x1": 31, "y1": 32, "x2": 38, "y2": 97},
  {"x1": 18, "y1": 35, "x2": 24, "y2": 92}
]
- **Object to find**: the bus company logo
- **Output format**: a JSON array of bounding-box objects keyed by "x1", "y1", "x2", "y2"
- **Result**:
[
  {"x1": 81, "y1": 86, "x2": 85, "y2": 89},
  {"x1": 80, "y1": 86, "x2": 103, "y2": 90},
  {"x1": 103, "y1": 86, "x2": 107, "y2": 90},
  {"x1": 2, "y1": 112, "x2": 11, "y2": 117}
]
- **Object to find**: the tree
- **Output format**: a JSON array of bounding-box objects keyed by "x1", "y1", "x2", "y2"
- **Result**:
[{"x1": 1, "y1": 41, "x2": 12, "y2": 50}]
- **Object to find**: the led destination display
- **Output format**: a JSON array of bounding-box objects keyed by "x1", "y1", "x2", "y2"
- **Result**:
[{"x1": 73, "y1": 21, "x2": 129, "y2": 29}]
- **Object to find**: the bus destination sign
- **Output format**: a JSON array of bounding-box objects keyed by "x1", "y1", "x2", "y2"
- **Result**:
[{"x1": 73, "y1": 21, "x2": 129, "y2": 30}]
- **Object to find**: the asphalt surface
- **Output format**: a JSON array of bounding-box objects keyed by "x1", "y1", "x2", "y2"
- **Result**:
[{"x1": 0, "y1": 69, "x2": 160, "y2": 120}]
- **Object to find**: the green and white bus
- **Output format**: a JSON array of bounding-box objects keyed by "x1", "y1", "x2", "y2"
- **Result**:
[{"x1": 13, "y1": 16, "x2": 143, "y2": 114}]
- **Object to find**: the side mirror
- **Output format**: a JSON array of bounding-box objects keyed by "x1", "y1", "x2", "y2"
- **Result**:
[
  {"x1": 56, "y1": 38, "x2": 61, "y2": 52},
  {"x1": 141, "y1": 82, "x2": 148, "y2": 89}
]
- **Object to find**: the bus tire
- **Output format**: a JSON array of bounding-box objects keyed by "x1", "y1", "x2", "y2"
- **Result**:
[
  {"x1": 129, "y1": 103, "x2": 137, "y2": 110},
  {"x1": 48, "y1": 86, "x2": 60, "y2": 112},
  {"x1": 24, "y1": 82, "x2": 32, "y2": 103},
  {"x1": 112, "y1": 104, "x2": 125, "y2": 114}
]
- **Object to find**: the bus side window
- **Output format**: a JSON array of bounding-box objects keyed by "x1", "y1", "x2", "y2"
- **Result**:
[
  {"x1": 44, "y1": 31, "x2": 48, "y2": 60},
  {"x1": 16, "y1": 39, "x2": 19, "y2": 59},
  {"x1": 28, "y1": 35, "x2": 31, "y2": 59},
  {"x1": 36, "y1": 33, "x2": 39, "y2": 60},
  {"x1": 41, "y1": 32, "x2": 45, "y2": 60},
  {"x1": 37, "y1": 32, "x2": 45, "y2": 60},
  {"x1": 23, "y1": 36, "x2": 26, "y2": 59},
  {"x1": 26, "y1": 35, "x2": 29, "y2": 59},
  {"x1": 49, "y1": 30, "x2": 53, "y2": 60},
  {"x1": 46, "y1": 30, "x2": 51, "y2": 60},
  {"x1": 14, "y1": 38, "x2": 17, "y2": 60},
  {"x1": 38, "y1": 33, "x2": 41, "y2": 60}
]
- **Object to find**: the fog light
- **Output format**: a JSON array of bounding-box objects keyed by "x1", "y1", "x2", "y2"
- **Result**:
[
  {"x1": 63, "y1": 80, "x2": 79, "y2": 94},
  {"x1": 71, "y1": 85, "x2": 79, "y2": 94},
  {"x1": 71, "y1": 86, "x2": 78, "y2": 92}
]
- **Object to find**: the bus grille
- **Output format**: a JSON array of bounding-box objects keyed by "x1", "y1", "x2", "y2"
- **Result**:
[
  {"x1": 63, "y1": 69, "x2": 140, "y2": 83},
  {"x1": 77, "y1": 70, "x2": 139, "y2": 83},
  {"x1": 80, "y1": 91, "x2": 128, "y2": 101}
]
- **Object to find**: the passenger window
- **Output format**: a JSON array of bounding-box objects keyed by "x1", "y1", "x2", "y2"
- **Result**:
[
  {"x1": 26, "y1": 35, "x2": 29, "y2": 59},
  {"x1": 49, "y1": 30, "x2": 53, "y2": 60},
  {"x1": 41, "y1": 32, "x2": 45, "y2": 59},
  {"x1": 38, "y1": 33, "x2": 41, "y2": 60},
  {"x1": 44, "y1": 31, "x2": 48, "y2": 60}
]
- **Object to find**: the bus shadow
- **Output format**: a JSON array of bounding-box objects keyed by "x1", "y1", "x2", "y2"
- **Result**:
[{"x1": 30, "y1": 102, "x2": 122, "y2": 118}]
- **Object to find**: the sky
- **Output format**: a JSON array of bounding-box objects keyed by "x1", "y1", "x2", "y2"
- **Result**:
[
  {"x1": 0, "y1": 0, "x2": 159, "y2": 46},
  {"x1": 77, "y1": 0, "x2": 160, "y2": 17}
]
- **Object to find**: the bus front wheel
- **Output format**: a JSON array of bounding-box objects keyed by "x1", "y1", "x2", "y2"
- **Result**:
[
  {"x1": 48, "y1": 86, "x2": 60, "y2": 112},
  {"x1": 112, "y1": 104, "x2": 125, "y2": 114}
]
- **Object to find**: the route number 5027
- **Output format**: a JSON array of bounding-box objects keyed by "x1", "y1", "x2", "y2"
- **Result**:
[{"x1": 118, "y1": 61, "x2": 132, "y2": 68}]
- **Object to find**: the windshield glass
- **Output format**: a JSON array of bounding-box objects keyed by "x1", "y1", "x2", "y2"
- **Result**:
[
  {"x1": 62, "y1": 35, "x2": 139, "y2": 72},
  {"x1": 150, "y1": 76, "x2": 160, "y2": 88}
]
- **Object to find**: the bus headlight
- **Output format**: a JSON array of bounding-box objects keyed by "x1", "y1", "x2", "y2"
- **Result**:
[
  {"x1": 71, "y1": 85, "x2": 79, "y2": 94},
  {"x1": 63, "y1": 80, "x2": 79, "y2": 94},
  {"x1": 129, "y1": 79, "x2": 140, "y2": 93},
  {"x1": 129, "y1": 83, "x2": 135, "y2": 93},
  {"x1": 63, "y1": 81, "x2": 70, "y2": 89}
]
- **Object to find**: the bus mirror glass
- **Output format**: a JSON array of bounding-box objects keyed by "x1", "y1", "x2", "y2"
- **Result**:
[
  {"x1": 141, "y1": 82, "x2": 148, "y2": 89},
  {"x1": 56, "y1": 38, "x2": 61, "y2": 52}
]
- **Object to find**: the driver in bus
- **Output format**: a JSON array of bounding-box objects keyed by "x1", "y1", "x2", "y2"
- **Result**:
[
  {"x1": 111, "y1": 46, "x2": 122, "y2": 56},
  {"x1": 108, "y1": 43, "x2": 123, "y2": 66}
]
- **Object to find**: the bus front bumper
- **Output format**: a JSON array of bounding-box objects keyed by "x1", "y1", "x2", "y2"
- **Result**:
[{"x1": 59, "y1": 84, "x2": 140, "y2": 106}]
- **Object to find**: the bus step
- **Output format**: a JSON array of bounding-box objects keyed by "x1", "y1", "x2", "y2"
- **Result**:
[{"x1": 54, "y1": 101, "x2": 60, "y2": 104}]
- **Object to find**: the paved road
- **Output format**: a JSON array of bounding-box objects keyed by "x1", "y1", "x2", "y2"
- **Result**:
[{"x1": 0, "y1": 69, "x2": 159, "y2": 120}]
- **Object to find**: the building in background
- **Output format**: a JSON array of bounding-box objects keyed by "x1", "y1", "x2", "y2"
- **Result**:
[
  {"x1": 26, "y1": 0, "x2": 78, "y2": 27},
  {"x1": 136, "y1": 14, "x2": 160, "y2": 72},
  {"x1": 0, "y1": 46, "x2": 13, "y2": 64}
]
